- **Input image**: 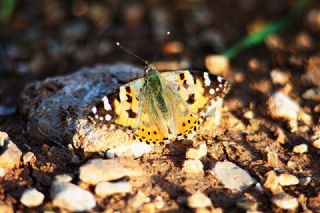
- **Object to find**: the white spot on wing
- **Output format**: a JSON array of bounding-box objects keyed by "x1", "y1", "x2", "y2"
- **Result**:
[
  {"x1": 105, "y1": 114, "x2": 112, "y2": 121},
  {"x1": 217, "y1": 76, "x2": 224, "y2": 83},
  {"x1": 102, "y1": 96, "x2": 112, "y2": 111},
  {"x1": 209, "y1": 88, "x2": 215, "y2": 94},
  {"x1": 91, "y1": 106, "x2": 97, "y2": 114},
  {"x1": 204, "y1": 72, "x2": 211, "y2": 86}
]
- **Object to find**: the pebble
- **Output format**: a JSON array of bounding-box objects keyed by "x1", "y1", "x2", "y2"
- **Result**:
[
  {"x1": 22, "y1": 152, "x2": 35, "y2": 164},
  {"x1": 205, "y1": 54, "x2": 229, "y2": 76},
  {"x1": 236, "y1": 198, "x2": 258, "y2": 211},
  {"x1": 106, "y1": 142, "x2": 152, "y2": 158},
  {"x1": 303, "y1": 88, "x2": 320, "y2": 101},
  {"x1": 51, "y1": 181, "x2": 96, "y2": 212},
  {"x1": 20, "y1": 188, "x2": 44, "y2": 207},
  {"x1": 185, "y1": 143, "x2": 207, "y2": 159},
  {"x1": 0, "y1": 131, "x2": 22, "y2": 169},
  {"x1": 267, "y1": 150, "x2": 279, "y2": 168},
  {"x1": 95, "y1": 181, "x2": 132, "y2": 197},
  {"x1": 267, "y1": 92, "x2": 300, "y2": 132},
  {"x1": 293, "y1": 144, "x2": 308, "y2": 154},
  {"x1": 128, "y1": 191, "x2": 148, "y2": 209},
  {"x1": 79, "y1": 158, "x2": 143, "y2": 184},
  {"x1": 311, "y1": 127, "x2": 320, "y2": 149},
  {"x1": 187, "y1": 191, "x2": 212, "y2": 208},
  {"x1": 182, "y1": 159, "x2": 204, "y2": 174},
  {"x1": 0, "y1": 167, "x2": 6, "y2": 177},
  {"x1": 272, "y1": 192, "x2": 298, "y2": 210},
  {"x1": 211, "y1": 161, "x2": 256, "y2": 192},
  {"x1": 299, "y1": 177, "x2": 311, "y2": 186},
  {"x1": 270, "y1": 69, "x2": 290, "y2": 85},
  {"x1": 263, "y1": 171, "x2": 281, "y2": 194},
  {"x1": 278, "y1": 174, "x2": 299, "y2": 186},
  {"x1": 54, "y1": 173, "x2": 73, "y2": 183}
]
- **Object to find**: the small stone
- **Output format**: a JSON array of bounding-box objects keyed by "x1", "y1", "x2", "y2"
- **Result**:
[
  {"x1": 0, "y1": 132, "x2": 22, "y2": 169},
  {"x1": 95, "y1": 181, "x2": 132, "y2": 197},
  {"x1": 267, "y1": 149, "x2": 279, "y2": 168},
  {"x1": 128, "y1": 191, "x2": 148, "y2": 209},
  {"x1": 51, "y1": 181, "x2": 96, "y2": 212},
  {"x1": 293, "y1": 144, "x2": 308, "y2": 154},
  {"x1": 54, "y1": 174, "x2": 73, "y2": 183},
  {"x1": 22, "y1": 152, "x2": 35, "y2": 164},
  {"x1": 263, "y1": 171, "x2": 281, "y2": 194},
  {"x1": 303, "y1": 88, "x2": 320, "y2": 101},
  {"x1": 278, "y1": 174, "x2": 299, "y2": 186},
  {"x1": 244, "y1": 110, "x2": 254, "y2": 119},
  {"x1": 187, "y1": 191, "x2": 212, "y2": 208},
  {"x1": 299, "y1": 177, "x2": 311, "y2": 186},
  {"x1": 236, "y1": 198, "x2": 258, "y2": 211},
  {"x1": 106, "y1": 142, "x2": 152, "y2": 158},
  {"x1": 185, "y1": 143, "x2": 207, "y2": 159},
  {"x1": 182, "y1": 159, "x2": 204, "y2": 174},
  {"x1": 205, "y1": 55, "x2": 229, "y2": 76},
  {"x1": 267, "y1": 92, "x2": 300, "y2": 132},
  {"x1": 211, "y1": 161, "x2": 256, "y2": 191},
  {"x1": 153, "y1": 196, "x2": 165, "y2": 209},
  {"x1": 270, "y1": 69, "x2": 290, "y2": 85},
  {"x1": 0, "y1": 167, "x2": 6, "y2": 177},
  {"x1": 79, "y1": 158, "x2": 143, "y2": 184},
  {"x1": 20, "y1": 188, "x2": 44, "y2": 207},
  {"x1": 272, "y1": 192, "x2": 298, "y2": 210}
]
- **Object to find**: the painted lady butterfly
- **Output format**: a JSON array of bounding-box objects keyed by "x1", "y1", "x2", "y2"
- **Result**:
[{"x1": 89, "y1": 63, "x2": 230, "y2": 145}]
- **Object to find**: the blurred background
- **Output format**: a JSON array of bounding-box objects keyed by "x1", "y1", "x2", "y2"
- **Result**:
[{"x1": 0, "y1": 0, "x2": 319, "y2": 106}]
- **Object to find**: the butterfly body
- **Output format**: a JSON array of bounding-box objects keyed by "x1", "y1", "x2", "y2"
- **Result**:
[{"x1": 89, "y1": 64, "x2": 230, "y2": 145}]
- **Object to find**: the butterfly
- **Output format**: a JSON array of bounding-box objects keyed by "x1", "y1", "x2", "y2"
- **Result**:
[{"x1": 88, "y1": 64, "x2": 230, "y2": 145}]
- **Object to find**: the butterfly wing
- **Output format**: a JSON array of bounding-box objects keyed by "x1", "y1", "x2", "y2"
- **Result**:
[
  {"x1": 88, "y1": 77, "x2": 170, "y2": 145},
  {"x1": 88, "y1": 78, "x2": 145, "y2": 132},
  {"x1": 161, "y1": 70, "x2": 230, "y2": 116},
  {"x1": 160, "y1": 70, "x2": 230, "y2": 139}
]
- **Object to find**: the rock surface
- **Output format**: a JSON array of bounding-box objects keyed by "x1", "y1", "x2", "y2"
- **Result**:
[
  {"x1": 51, "y1": 181, "x2": 96, "y2": 212},
  {"x1": 79, "y1": 158, "x2": 143, "y2": 184},
  {"x1": 182, "y1": 159, "x2": 204, "y2": 174},
  {"x1": 106, "y1": 142, "x2": 152, "y2": 158},
  {"x1": 19, "y1": 63, "x2": 144, "y2": 154},
  {"x1": 272, "y1": 192, "x2": 298, "y2": 210}
]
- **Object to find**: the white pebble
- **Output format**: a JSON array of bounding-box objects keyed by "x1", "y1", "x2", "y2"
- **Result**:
[
  {"x1": 182, "y1": 159, "x2": 204, "y2": 174},
  {"x1": 95, "y1": 181, "x2": 132, "y2": 197},
  {"x1": 293, "y1": 144, "x2": 308, "y2": 154},
  {"x1": 187, "y1": 191, "x2": 212, "y2": 208},
  {"x1": 278, "y1": 174, "x2": 299, "y2": 186},
  {"x1": 272, "y1": 192, "x2": 298, "y2": 210},
  {"x1": 23, "y1": 152, "x2": 35, "y2": 164},
  {"x1": 211, "y1": 161, "x2": 256, "y2": 192},
  {"x1": 106, "y1": 142, "x2": 152, "y2": 158},
  {"x1": 79, "y1": 158, "x2": 143, "y2": 184},
  {"x1": 51, "y1": 181, "x2": 96, "y2": 212},
  {"x1": 185, "y1": 143, "x2": 207, "y2": 159},
  {"x1": 20, "y1": 188, "x2": 44, "y2": 207}
]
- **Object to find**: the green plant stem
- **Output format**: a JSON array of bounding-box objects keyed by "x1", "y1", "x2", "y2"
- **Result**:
[{"x1": 222, "y1": 0, "x2": 310, "y2": 59}]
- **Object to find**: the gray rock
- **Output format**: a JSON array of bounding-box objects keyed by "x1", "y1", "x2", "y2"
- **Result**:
[
  {"x1": 19, "y1": 63, "x2": 144, "y2": 153},
  {"x1": 95, "y1": 181, "x2": 132, "y2": 197},
  {"x1": 79, "y1": 158, "x2": 143, "y2": 184},
  {"x1": 0, "y1": 131, "x2": 22, "y2": 169},
  {"x1": 51, "y1": 181, "x2": 96, "y2": 212},
  {"x1": 211, "y1": 161, "x2": 256, "y2": 191},
  {"x1": 20, "y1": 188, "x2": 44, "y2": 207}
]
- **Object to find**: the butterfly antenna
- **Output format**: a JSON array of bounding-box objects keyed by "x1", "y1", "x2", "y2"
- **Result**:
[{"x1": 116, "y1": 42, "x2": 148, "y2": 65}]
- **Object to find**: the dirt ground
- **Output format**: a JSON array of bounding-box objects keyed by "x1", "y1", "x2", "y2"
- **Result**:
[{"x1": 1, "y1": 0, "x2": 320, "y2": 212}]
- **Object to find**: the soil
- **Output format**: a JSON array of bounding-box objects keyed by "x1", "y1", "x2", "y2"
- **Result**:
[{"x1": 1, "y1": 0, "x2": 320, "y2": 212}]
